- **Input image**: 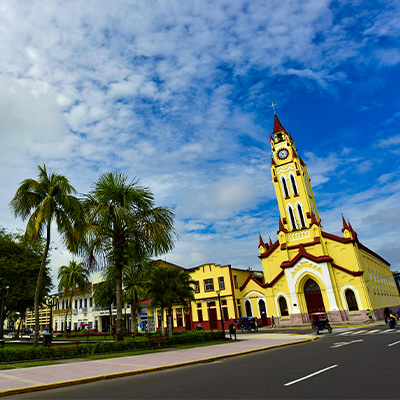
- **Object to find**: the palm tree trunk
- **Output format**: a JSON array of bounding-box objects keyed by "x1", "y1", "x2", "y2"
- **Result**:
[
  {"x1": 64, "y1": 293, "x2": 73, "y2": 335},
  {"x1": 34, "y1": 223, "x2": 51, "y2": 347},
  {"x1": 115, "y1": 263, "x2": 123, "y2": 341},
  {"x1": 131, "y1": 305, "x2": 137, "y2": 333},
  {"x1": 161, "y1": 308, "x2": 165, "y2": 335},
  {"x1": 108, "y1": 303, "x2": 113, "y2": 334},
  {"x1": 168, "y1": 306, "x2": 173, "y2": 337}
]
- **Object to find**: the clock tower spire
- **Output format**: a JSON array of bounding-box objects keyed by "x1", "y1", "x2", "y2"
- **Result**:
[{"x1": 270, "y1": 115, "x2": 321, "y2": 235}]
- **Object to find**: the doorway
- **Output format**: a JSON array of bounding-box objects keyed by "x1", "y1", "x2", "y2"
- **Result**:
[
  {"x1": 258, "y1": 299, "x2": 268, "y2": 326},
  {"x1": 304, "y1": 279, "x2": 325, "y2": 313}
]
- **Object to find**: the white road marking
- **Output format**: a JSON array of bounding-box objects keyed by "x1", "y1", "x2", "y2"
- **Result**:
[
  {"x1": 331, "y1": 339, "x2": 363, "y2": 348},
  {"x1": 284, "y1": 365, "x2": 338, "y2": 386},
  {"x1": 338, "y1": 331, "x2": 352, "y2": 335},
  {"x1": 366, "y1": 330, "x2": 381, "y2": 334},
  {"x1": 382, "y1": 329, "x2": 396, "y2": 333},
  {"x1": 352, "y1": 330, "x2": 367, "y2": 334},
  {"x1": 388, "y1": 340, "x2": 400, "y2": 347}
]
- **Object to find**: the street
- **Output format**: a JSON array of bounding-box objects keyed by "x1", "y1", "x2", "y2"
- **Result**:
[{"x1": 10, "y1": 325, "x2": 400, "y2": 399}]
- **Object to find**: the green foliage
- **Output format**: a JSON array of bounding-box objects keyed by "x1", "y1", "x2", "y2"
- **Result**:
[
  {"x1": 9, "y1": 164, "x2": 84, "y2": 347},
  {"x1": 83, "y1": 172, "x2": 177, "y2": 340},
  {"x1": 0, "y1": 331, "x2": 224, "y2": 362},
  {"x1": 0, "y1": 227, "x2": 52, "y2": 319}
]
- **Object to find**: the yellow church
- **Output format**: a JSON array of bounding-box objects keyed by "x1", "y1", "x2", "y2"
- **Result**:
[{"x1": 240, "y1": 114, "x2": 400, "y2": 326}]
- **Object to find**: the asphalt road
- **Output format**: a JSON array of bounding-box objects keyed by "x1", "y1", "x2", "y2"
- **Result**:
[{"x1": 10, "y1": 326, "x2": 400, "y2": 399}]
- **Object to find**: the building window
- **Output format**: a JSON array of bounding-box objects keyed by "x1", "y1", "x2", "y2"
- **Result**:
[
  {"x1": 245, "y1": 300, "x2": 252, "y2": 317},
  {"x1": 218, "y1": 277, "x2": 225, "y2": 290},
  {"x1": 345, "y1": 289, "x2": 359, "y2": 311},
  {"x1": 234, "y1": 275, "x2": 238, "y2": 289},
  {"x1": 79, "y1": 299, "x2": 83, "y2": 308},
  {"x1": 84, "y1": 298, "x2": 87, "y2": 308},
  {"x1": 297, "y1": 203, "x2": 306, "y2": 228},
  {"x1": 279, "y1": 297, "x2": 289, "y2": 316},
  {"x1": 197, "y1": 303, "x2": 201, "y2": 308},
  {"x1": 197, "y1": 310, "x2": 203, "y2": 323},
  {"x1": 74, "y1": 299, "x2": 78, "y2": 309},
  {"x1": 221, "y1": 300, "x2": 227, "y2": 305},
  {"x1": 223, "y1": 307, "x2": 229, "y2": 321},
  {"x1": 204, "y1": 279, "x2": 214, "y2": 292},
  {"x1": 194, "y1": 281, "x2": 200, "y2": 293},
  {"x1": 176, "y1": 308, "x2": 183, "y2": 328},
  {"x1": 288, "y1": 205, "x2": 297, "y2": 230},
  {"x1": 281, "y1": 176, "x2": 290, "y2": 198},
  {"x1": 238, "y1": 306, "x2": 242, "y2": 318},
  {"x1": 207, "y1": 301, "x2": 216, "y2": 307},
  {"x1": 290, "y1": 174, "x2": 298, "y2": 195},
  {"x1": 89, "y1": 297, "x2": 93, "y2": 307}
]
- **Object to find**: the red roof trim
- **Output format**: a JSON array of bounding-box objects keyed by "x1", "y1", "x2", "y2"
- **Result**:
[
  {"x1": 239, "y1": 270, "x2": 284, "y2": 291},
  {"x1": 357, "y1": 242, "x2": 390, "y2": 266},
  {"x1": 280, "y1": 244, "x2": 333, "y2": 269},
  {"x1": 259, "y1": 240, "x2": 279, "y2": 259},
  {"x1": 331, "y1": 263, "x2": 364, "y2": 277}
]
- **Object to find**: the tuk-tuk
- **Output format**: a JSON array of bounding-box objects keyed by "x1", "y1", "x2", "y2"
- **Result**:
[
  {"x1": 309, "y1": 312, "x2": 332, "y2": 334},
  {"x1": 238, "y1": 317, "x2": 259, "y2": 332}
]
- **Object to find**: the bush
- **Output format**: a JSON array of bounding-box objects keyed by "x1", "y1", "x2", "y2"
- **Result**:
[{"x1": 0, "y1": 330, "x2": 225, "y2": 362}]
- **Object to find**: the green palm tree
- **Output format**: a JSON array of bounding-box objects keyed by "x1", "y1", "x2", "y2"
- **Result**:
[
  {"x1": 123, "y1": 259, "x2": 152, "y2": 334},
  {"x1": 9, "y1": 164, "x2": 83, "y2": 346},
  {"x1": 84, "y1": 171, "x2": 177, "y2": 340},
  {"x1": 58, "y1": 260, "x2": 90, "y2": 334},
  {"x1": 148, "y1": 265, "x2": 195, "y2": 336},
  {"x1": 93, "y1": 271, "x2": 116, "y2": 333}
]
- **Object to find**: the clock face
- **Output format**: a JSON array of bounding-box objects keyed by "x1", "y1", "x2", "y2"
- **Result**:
[{"x1": 277, "y1": 148, "x2": 289, "y2": 160}]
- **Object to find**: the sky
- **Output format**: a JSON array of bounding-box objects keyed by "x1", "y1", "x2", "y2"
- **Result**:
[{"x1": 1, "y1": 0, "x2": 400, "y2": 286}]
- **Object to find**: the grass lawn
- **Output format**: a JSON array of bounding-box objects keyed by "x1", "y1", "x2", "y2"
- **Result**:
[{"x1": 0, "y1": 360, "x2": 60, "y2": 370}]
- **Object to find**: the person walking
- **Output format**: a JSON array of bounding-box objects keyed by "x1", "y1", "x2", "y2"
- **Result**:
[
  {"x1": 271, "y1": 315, "x2": 276, "y2": 328},
  {"x1": 367, "y1": 309, "x2": 374, "y2": 323}
]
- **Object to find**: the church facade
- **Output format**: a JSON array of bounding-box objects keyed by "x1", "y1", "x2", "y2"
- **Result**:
[{"x1": 240, "y1": 115, "x2": 400, "y2": 326}]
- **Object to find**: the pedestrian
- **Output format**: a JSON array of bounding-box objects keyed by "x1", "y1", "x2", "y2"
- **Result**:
[
  {"x1": 367, "y1": 309, "x2": 373, "y2": 323},
  {"x1": 229, "y1": 322, "x2": 237, "y2": 340},
  {"x1": 271, "y1": 315, "x2": 276, "y2": 328},
  {"x1": 397, "y1": 309, "x2": 400, "y2": 321}
]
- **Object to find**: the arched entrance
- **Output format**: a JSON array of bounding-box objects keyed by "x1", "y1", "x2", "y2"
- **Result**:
[
  {"x1": 304, "y1": 279, "x2": 325, "y2": 313},
  {"x1": 258, "y1": 299, "x2": 268, "y2": 326},
  {"x1": 245, "y1": 300, "x2": 252, "y2": 317}
]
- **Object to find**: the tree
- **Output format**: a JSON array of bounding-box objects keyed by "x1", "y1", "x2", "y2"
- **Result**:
[
  {"x1": 83, "y1": 172, "x2": 176, "y2": 340},
  {"x1": 9, "y1": 164, "x2": 83, "y2": 346},
  {"x1": 58, "y1": 260, "x2": 90, "y2": 334},
  {"x1": 0, "y1": 227, "x2": 52, "y2": 338},
  {"x1": 92, "y1": 272, "x2": 116, "y2": 332},
  {"x1": 123, "y1": 259, "x2": 152, "y2": 333},
  {"x1": 148, "y1": 265, "x2": 195, "y2": 336}
]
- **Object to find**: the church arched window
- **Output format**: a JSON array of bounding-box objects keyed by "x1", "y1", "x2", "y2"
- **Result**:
[
  {"x1": 287, "y1": 205, "x2": 297, "y2": 230},
  {"x1": 279, "y1": 297, "x2": 289, "y2": 316},
  {"x1": 345, "y1": 289, "x2": 359, "y2": 311},
  {"x1": 289, "y1": 173, "x2": 299, "y2": 196},
  {"x1": 281, "y1": 176, "x2": 290, "y2": 198},
  {"x1": 245, "y1": 300, "x2": 252, "y2": 317},
  {"x1": 296, "y1": 202, "x2": 306, "y2": 228}
]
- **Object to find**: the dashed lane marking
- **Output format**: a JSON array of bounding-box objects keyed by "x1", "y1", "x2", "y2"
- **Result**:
[{"x1": 284, "y1": 365, "x2": 338, "y2": 387}]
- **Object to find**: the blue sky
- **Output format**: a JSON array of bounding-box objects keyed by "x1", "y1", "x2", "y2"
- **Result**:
[{"x1": 1, "y1": 0, "x2": 400, "y2": 284}]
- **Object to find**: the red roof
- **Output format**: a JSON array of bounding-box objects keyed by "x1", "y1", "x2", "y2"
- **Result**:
[{"x1": 272, "y1": 114, "x2": 285, "y2": 134}]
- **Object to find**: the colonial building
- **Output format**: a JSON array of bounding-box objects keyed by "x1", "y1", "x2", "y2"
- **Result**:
[{"x1": 239, "y1": 114, "x2": 400, "y2": 325}]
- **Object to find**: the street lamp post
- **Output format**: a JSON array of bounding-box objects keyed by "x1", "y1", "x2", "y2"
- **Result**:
[
  {"x1": 216, "y1": 290, "x2": 226, "y2": 339},
  {"x1": 0, "y1": 286, "x2": 10, "y2": 340},
  {"x1": 45, "y1": 295, "x2": 58, "y2": 334}
]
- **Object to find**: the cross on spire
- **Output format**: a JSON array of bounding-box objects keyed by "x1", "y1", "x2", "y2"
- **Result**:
[{"x1": 269, "y1": 101, "x2": 277, "y2": 114}]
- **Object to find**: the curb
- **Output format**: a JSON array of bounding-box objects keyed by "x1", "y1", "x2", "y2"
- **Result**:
[{"x1": 0, "y1": 337, "x2": 316, "y2": 397}]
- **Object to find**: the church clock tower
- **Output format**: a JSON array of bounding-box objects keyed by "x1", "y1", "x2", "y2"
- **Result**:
[{"x1": 270, "y1": 114, "x2": 321, "y2": 239}]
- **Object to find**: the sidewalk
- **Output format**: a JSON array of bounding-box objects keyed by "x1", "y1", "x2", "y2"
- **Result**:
[{"x1": 0, "y1": 332, "x2": 315, "y2": 397}]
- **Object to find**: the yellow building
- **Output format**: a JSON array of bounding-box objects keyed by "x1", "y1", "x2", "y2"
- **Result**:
[
  {"x1": 239, "y1": 114, "x2": 400, "y2": 325},
  {"x1": 153, "y1": 261, "x2": 263, "y2": 331}
]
